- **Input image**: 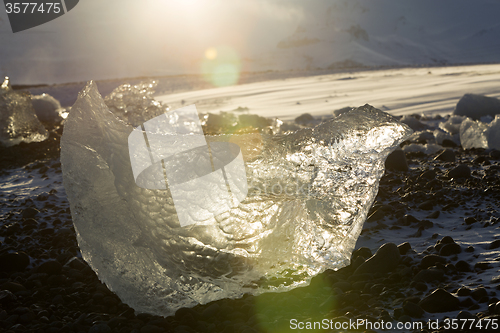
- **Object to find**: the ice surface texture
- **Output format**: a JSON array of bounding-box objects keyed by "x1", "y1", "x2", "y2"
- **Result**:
[
  {"x1": 61, "y1": 81, "x2": 411, "y2": 316},
  {"x1": 0, "y1": 77, "x2": 48, "y2": 146},
  {"x1": 460, "y1": 116, "x2": 500, "y2": 150}
]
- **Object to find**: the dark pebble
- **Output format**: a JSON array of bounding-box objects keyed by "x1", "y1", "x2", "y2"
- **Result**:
[
  {"x1": 475, "y1": 262, "x2": 493, "y2": 271},
  {"x1": 201, "y1": 303, "x2": 220, "y2": 319},
  {"x1": 419, "y1": 288, "x2": 460, "y2": 313},
  {"x1": 421, "y1": 254, "x2": 447, "y2": 269},
  {"x1": 140, "y1": 325, "x2": 164, "y2": 333},
  {"x1": 426, "y1": 211, "x2": 440, "y2": 219},
  {"x1": 403, "y1": 301, "x2": 424, "y2": 318},
  {"x1": 490, "y1": 149, "x2": 500, "y2": 160},
  {"x1": 439, "y1": 243, "x2": 461, "y2": 256},
  {"x1": 455, "y1": 260, "x2": 471, "y2": 272},
  {"x1": 465, "y1": 217, "x2": 477, "y2": 225},
  {"x1": 439, "y1": 236, "x2": 455, "y2": 244},
  {"x1": 1, "y1": 282, "x2": 26, "y2": 293},
  {"x1": 457, "y1": 286, "x2": 471, "y2": 296},
  {"x1": 350, "y1": 256, "x2": 365, "y2": 270},
  {"x1": 419, "y1": 169, "x2": 437, "y2": 180},
  {"x1": 351, "y1": 247, "x2": 372, "y2": 261},
  {"x1": 411, "y1": 281, "x2": 428, "y2": 291},
  {"x1": 471, "y1": 287, "x2": 488, "y2": 301},
  {"x1": 397, "y1": 242, "x2": 412, "y2": 255},
  {"x1": 354, "y1": 243, "x2": 400, "y2": 275},
  {"x1": 385, "y1": 149, "x2": 408, "y2": 171},
  {"x1": 21, "y1": 207, "x2": 40, "y2": 219},
  {"x1": 434, "y1": 149, "x2": 455, "y2": 162},
  {"x1": 460, "y1": 297, "x2": 475, "y2": 308},
  {"x1": 465, "y1": 246, "x2": 475, "y2": 252},
  {"x1": 89, "y1": 323, "x2": 111, "y2": 333},
  {"x1": 442, "y1": 139, "x2": 457, "y2": 147},
  {"x1": 447, "y1": 164, "x2": 471, "y2": 179},
  {"x1": 332, "y1": 281, "x2": 351, "y2": 292},
  {"x1": 0, "y1": 252, "x2": 30, "y2": 272},
  {"x1": 490, "y1": 239, "x2": 500, "y2": 250},
  {"x1": 413, "y1": 268, "x2": 445, "y2": 283},
  {"x1": 456, "y1": 310, "x2": 476, "y2": 320},
  {"x1": 36, "y1": 260, "x2": 62, "y2": 275},
  {"x1": 0, "y1": 290, "x2": 17, "y2": 305}
]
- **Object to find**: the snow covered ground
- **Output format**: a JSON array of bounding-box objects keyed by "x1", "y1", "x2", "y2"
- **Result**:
[{"x1": 156, "y1": 64, "x2": 500, "y2": 120}]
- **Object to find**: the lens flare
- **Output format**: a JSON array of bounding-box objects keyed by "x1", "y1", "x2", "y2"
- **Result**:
[
  {"x1": 201, "y1": 45, "x2": 241, "y2": 87},
  {"x1": 253, "y1": 274, "x2": 337, "y2": 332}
]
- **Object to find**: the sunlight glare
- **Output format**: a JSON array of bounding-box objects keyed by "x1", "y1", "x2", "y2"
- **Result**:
[{"x1": 205, "y1": 47, "x2": 218, "y2": 60}]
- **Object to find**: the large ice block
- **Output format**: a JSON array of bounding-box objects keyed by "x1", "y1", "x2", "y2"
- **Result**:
[
  {"x1": 0, "y1": 77, "x2": 48, "y2": 146},
  {"x1": 60, "y1": 81, "x2": 412, "y2": 316}
]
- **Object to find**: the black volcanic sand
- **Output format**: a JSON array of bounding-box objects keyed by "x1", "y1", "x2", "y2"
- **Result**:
[{"x1": 1, "y1": 114, "x2": 500, "y2": 333}]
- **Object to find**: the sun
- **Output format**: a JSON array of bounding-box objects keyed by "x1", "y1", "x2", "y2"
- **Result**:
[{"x1": 205, "y1": 47, "x2": 218, "y2": 60}]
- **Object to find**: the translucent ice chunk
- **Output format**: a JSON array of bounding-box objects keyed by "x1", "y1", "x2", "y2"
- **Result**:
[
  {"x1": 61, "y1": 81, "x2": 412, "y2": 316},
  {"x1": 32, "y1": 93, "x2": 64, "y2": 123},
  {"x1": 0, "y1": 77, "x2": 48, "y2": 147},
  {"x1": 104, "y1": 80, "x2": 167, "y2": 127},
  {"x1": 460, "y1": 118, "x2": 489, "y2": 149},
  {"x1": 460, "y1": 115, "x2": 500, "y2": 150},
  {"x1": 439, "y1": 115, "x2": 465, "y2": 135}
]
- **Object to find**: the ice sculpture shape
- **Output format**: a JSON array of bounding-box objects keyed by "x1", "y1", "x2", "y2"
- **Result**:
[
  {"x1": 0, "y1": 77, "x2": 49, "y2": 146},
  {"x1": 61, "y1": 81, "x2": 412, "y2": 316},
  {"x1": 128, "y1": 105, "x2": 248, "y2": 227}
]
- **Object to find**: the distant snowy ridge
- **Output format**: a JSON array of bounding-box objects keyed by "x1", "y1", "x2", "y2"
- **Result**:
[{"x1": 256, "y1": 0, "x2": 500, "y2": 71}]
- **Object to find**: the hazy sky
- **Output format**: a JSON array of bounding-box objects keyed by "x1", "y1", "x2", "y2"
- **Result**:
[
  {"x1": 0, "y1": 0, "x2": 313, "y2": 83},
  {"x1": 1, "y1": 0, "x2": 499, "y2": 84}
]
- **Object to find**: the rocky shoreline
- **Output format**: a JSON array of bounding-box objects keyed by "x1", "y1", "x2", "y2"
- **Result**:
[{"x1": 1, "y1": 113, "x2": 500, "y2": 333}]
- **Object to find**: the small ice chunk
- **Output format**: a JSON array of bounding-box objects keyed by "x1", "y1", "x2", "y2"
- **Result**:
[
  {"x1": 433, "y1": 128, "x2": 460, "y2": 146},
  {"x1": 439, "y1": 115, "x2": 465, "y2": 135},
  {"x1": 433, "y1": 128, "x2": 452, "y2": 145},
  {"x1": 460, "y1": 115, "x2": 500, "y2": 150},
  {"x1": 460, "y1": 118, "x2": 489, "y2": 149},
  {"x1": 408, "y1": 130, "x2": 435, "y2": 143},
  {"x1": 400, "y1": 115, "x2": 428, "y2": 131},
  {"x1": 454, "y1": 93, "x2": 500, "y2": 120},
  {"x1": 32, "y1": 93, "x2": 64, "y2": 123},
  {"x1": 402, "y1": 143, "x2": 443, "y2": 155},
  {"x1": 0, "y1": 77, "x2": 48, "y2": 147},
  {"x1": 61, "y1": 81, "x2": 412, "y2": 316}
]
